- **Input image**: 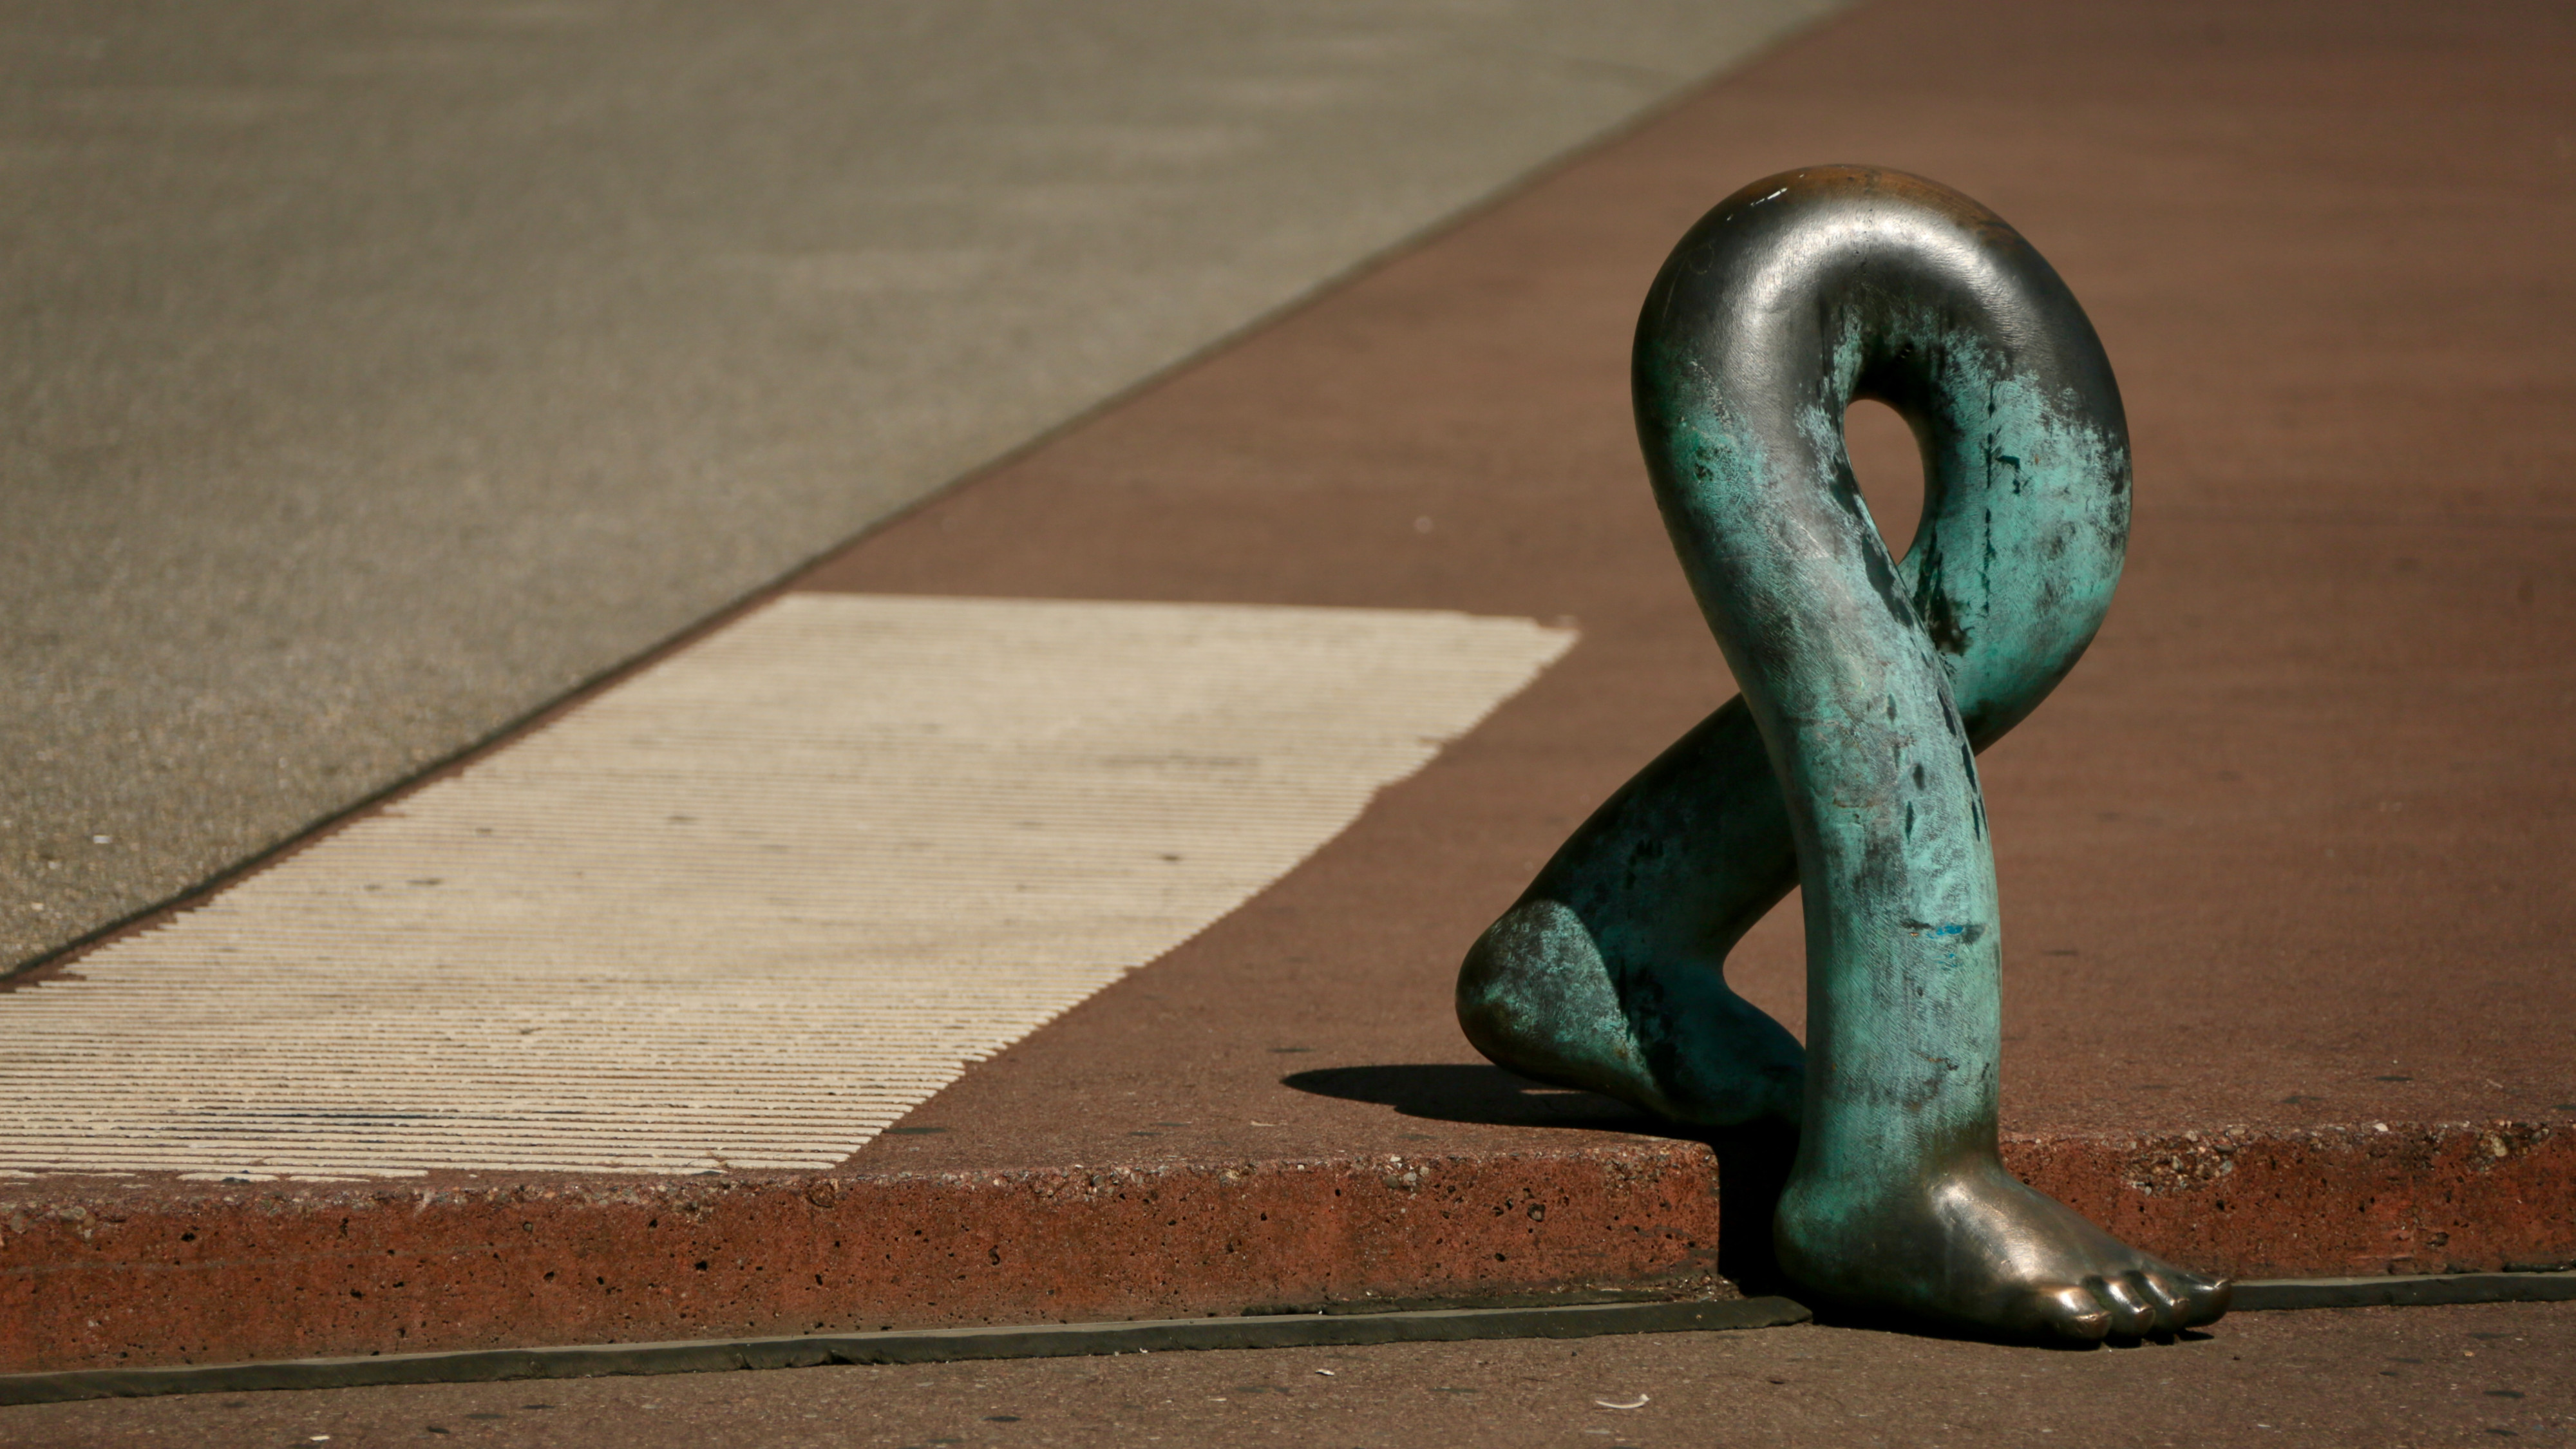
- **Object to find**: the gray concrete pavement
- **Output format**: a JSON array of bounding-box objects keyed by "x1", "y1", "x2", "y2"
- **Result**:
[
  {"x1": 6, "y1": 1302, "x2": 2570, "y2": 1446},
  {"x1": 1, "y1": 0, "x2": 1840, "y2": 970}
]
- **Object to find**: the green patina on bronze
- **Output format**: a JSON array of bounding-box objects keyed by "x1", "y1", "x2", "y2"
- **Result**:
[{"x1": 1458, "y1": 166, "x2": 2229, "y2": 1341}]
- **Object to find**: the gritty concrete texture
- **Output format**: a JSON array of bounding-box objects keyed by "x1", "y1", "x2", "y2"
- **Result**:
[
  {"x1": 0, "y1": 0, "x2": 1841, "y2": 969},
  {"x1": 6, "y1": 1129, "x2": 2571, "y2": 1376},
  {"x1": 1, "y1": 1147, "x2": 1738, "y2": 1374},
  {"x1": 4, "y1": 1302, "x2": 2570, "y2": 1448}
]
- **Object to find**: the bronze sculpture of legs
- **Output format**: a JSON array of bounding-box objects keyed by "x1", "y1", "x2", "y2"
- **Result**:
[{"x1": 1459, "y1": 166, "x2": 2230, "y2": 1341}]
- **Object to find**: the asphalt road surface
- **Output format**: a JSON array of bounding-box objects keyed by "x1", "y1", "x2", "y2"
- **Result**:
[{"x1": 5, "y1": 1302, "x2": 2571, "y2": 1447}]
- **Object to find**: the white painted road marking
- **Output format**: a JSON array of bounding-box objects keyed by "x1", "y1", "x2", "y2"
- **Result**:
[{"x1": 0, "y1": 595, "x2": 1572, "y2": 1179}]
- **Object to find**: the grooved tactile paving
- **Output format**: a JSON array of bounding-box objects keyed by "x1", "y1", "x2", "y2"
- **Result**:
[{"x1": 0, "y1": 596, "x2": 1571, "y2": 1180}]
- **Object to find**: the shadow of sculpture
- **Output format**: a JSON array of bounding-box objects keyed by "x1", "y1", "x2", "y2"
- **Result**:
[
  {"x1": 1283, "y1": 1062, "x2": 1800, "y2": 1297},
  {"x1": 1283, "y1": 1063, "x2": 1655, "y2": 1132}
]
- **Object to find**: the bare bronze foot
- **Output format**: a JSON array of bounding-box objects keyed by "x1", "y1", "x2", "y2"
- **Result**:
[{"x1": 1776, "y1": 1155, "x2": 2231, "y2": 1340}]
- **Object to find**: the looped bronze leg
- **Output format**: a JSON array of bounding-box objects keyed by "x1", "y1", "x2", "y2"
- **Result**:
[{"x1": 1458, "y1": 165, "x2": 2230, "y2": 1340}]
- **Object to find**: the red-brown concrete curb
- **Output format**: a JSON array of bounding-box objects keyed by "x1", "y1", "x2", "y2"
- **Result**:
[
  {"x1": 10, "y1": 1123, "x2": 2571, "y2": 1376},
  {"x1": 2007, "y1": 1121, "x2": 2576, "y2": 1280},
  {"x1": 3, "y1": 1144, "x2": 1730, "y2": 1376}
]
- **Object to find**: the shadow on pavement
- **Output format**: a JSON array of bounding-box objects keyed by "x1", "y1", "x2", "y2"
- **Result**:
[
  {"x1": 1283, "y1": 1063, "x2": 1800, "y2": 1294},
  {"x1": 1282, "y1": 1063, "x2": 1654, "y2": 1131}
]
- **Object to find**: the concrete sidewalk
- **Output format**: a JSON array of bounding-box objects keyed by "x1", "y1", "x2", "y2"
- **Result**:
[
  {"x1": 5, "y1": 0, "x2": 2573, "y2": 1380},
  {"x1": 1, "y1": 0, "x2": 1839, "y2": 972}
]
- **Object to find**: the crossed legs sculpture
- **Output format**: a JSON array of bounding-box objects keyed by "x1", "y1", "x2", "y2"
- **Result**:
[{"x1": 1457, "y1": 166, "x2": 2231, "y2": 1341}]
